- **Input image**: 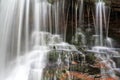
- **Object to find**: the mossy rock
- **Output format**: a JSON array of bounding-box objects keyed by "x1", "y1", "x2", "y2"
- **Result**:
[{"x1": 85, "y1": 53, "x2": 96, "y2": 64}]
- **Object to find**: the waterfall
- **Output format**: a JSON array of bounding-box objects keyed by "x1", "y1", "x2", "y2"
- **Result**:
[
  {"x1": 0, "y1": 0, "x2": 119, "y2": 80},
  {"x1": 0, "y1": 0, "x2": 19, "y2": 79},
  {"x1": 95, "y1": 1, "x2": 106, "y2": 46},
  {"x1": 0, "y1": 0, "x2": 72, "y2": 80}
]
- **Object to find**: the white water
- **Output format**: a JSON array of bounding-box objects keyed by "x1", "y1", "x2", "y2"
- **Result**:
[
  {"x1": 0, "y1": 0, "x2": 53, "y2": 80},
  {"x1": 0, "y1": 0, "x2": 20, "y2": 79},
  {"x1": 0, "y1": 0, "x2": 70, "y2": 79},
  {"x1": 95, "y1": 1, "x2": 106, "y2": 46},
  {"x1": 6, "y1": 49, "x2": 48, "y2": 80}
]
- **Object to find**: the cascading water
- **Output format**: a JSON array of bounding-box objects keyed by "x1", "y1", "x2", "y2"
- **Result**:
[
  {"x1": 0, "y1": 0, "x2": 79, "y2": 80},
  {"x1": 0, "y1": 0, "x2": 51, "y2": 80},
  {"x1": 93, "y1": 0, "x2": 119, "y2": 79}
]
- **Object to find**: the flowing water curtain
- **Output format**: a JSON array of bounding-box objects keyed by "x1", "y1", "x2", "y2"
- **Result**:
[
  {"x1": 48, "y1": 0, "x2": 67, "y2": 41},
  {"x1": 33, "y1": 0, "x2": 53, "y2": 47},
  {"x1": 47, "y1": 0, "x2": 70, "y2": 41},
  {"x1": 54, "y1": 0, "x2": 60, "y2": 34},
  {"x1": 95, "y1": 0, "x2": 109, "y2": 46},
  {"x1": 0, "y1": 0, "x2": 64, "y2": 80},
  {"x1": 34, "y1": 0, "x2": 48, "y2": 32},
  {"x1": 50, "y1": 0, "x2": 66, "y2": 40},
  {"x1": 64, "y1": 0, "x2": 70, "y2": 41},
  {"x1": 34, "y1": 0, "x2": 64, "y2": 37},
  {"x1": 0, "y1": 0, "x2": 31, "y2": 79},
  {"x1": 0, "y1": 0, "x2": 52, "y2": 80},
  {"x1": 0, "y1": 0, "x2": 23, "y2": 78}
]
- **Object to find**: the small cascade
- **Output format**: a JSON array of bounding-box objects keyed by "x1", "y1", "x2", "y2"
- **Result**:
[
  {"x1": 91, "y1": 0, "x2": 119, "y2": 79},
  {"x1": 91, "y1": 46, "x2": 119, "y2": 78}
]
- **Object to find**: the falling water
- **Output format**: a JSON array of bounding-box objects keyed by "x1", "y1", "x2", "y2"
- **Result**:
[
  {"x1": 54, "y1": 1, "x2": 59, "y2": 34},
  {"x1": 75, "y1": 1, "x2": 78, "y2": 38},
  {"x1": 48, "y1": 3, "x2": 52, "y2": 33},
  {"x1": 105, "y1": 37, "x2": 113, "y2": 48},
  {"x1": 0, "y1": 0, "x2": 19, "y2": 79},
  {"x1": 0, "y1": 0, "x2": 75, "y2": 79},
  {"x1": 25, "y1": 0, "x2": 30, "y2": 52},
  {"x1": 95, "y1": 1, "x2": 106, "y2": 46},
  {"x1": 0, "y1": 0, "x2": 57, "y2": 80},
  {"x1": 93, "y1": 0, "x2": 112, "y2": 47},
  {"x1": 93, "y1": 0, "x2": 119, "y2": 79},
  {"x1": 79, "y1": 0, "x2": 84, "y2": 27}
]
